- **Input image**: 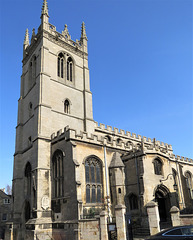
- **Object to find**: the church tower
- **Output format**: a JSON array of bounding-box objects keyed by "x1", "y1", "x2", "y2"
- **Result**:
[{"x1": 12, "y1": 0, "x2": 94, "y2": 238}]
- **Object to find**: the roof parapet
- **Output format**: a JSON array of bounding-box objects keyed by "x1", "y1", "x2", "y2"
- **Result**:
[{"x1": 95, "y1": 121, "x2": 172, "y2": 150}]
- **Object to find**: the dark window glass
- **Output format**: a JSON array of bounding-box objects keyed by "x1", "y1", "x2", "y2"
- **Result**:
[
  {"x1": 181, "y1": 227, "x2": 193, "y2": 235},
  {"x1": 97, "y1": 186, "x2": 102, "y2": 203},
  {"x1": 91, "y1": 186, "x2": 96, "y2": 203},
  {"x1": 25, "y1": 201, "x2": 31, "y2": 222},
  {"x1": 58, "y1": 57, "x2": 60, "y2": 77},
  {"x1": 25, "y1": 163, "x2": 32, "y2": 196},
  {"x1": 86, "y1": 185, "x2": 90, "y2": 203},
  {"x1": 53, "y1": 151, "x2": 64, "y2": 198},
  {"x1": 67, "y1": 57, "x2": 73, "y2": 81},
  {"x1": 58, "y1": 53, "x2": 64, "y2": 78},
  {"x1": 165, "y1": 228, "x2": 182, "y2": 236},
  {"x1": 70, "y1": 62, "x2": 72, "y2": 81},
  {"x1": 90, "y1": 163, "x2": 95, "y2": 183},
  {"x1": 129, "y1": 194, "x2": 138, "y2": 210},
  {"x1": 64, "y1": 100, "x2": 70, "y2": 114},
  {"x1": 154, "y1": 159, "x2": 162, "y2": 175},
  {"x1": 67, "y1": 61, "x2": 69, "y2": 80},
  {"x1": 96, "y1": 166, "x2": 101, "y2": 183},
  {"x1": 85, "y1": 164, "x2": 89, "y2": 183},
  {"x1": 85, "y1": 157, "x2": 103, "y2": 203},
  {"x1": 61, "y1": 58, "x2": 63, "y2": 78}
]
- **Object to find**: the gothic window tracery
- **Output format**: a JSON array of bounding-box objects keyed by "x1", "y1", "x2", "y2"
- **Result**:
[
  {"x1": 153, "y1": 158, "x2": 162, "y2": 175},
  {"x1": 85, "y1": 156, "x2": 103, "y2": 203},
  {"x1": 185, "y1": 172, "x2": 193, "y2": 199},
  {"x1": 58, "y1": 53, "x2": 64, "y2": 78},
  {"x1": 53, "y1": 150, "x2": 64, "y2": 198},
  {"x1": 67, "y1": 57, "x2": 73, "y2": 81}
]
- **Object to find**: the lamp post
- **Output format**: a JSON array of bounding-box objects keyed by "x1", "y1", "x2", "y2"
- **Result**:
[{"x1": 159, "y1": 173, "x2": 178, "y2": 191}]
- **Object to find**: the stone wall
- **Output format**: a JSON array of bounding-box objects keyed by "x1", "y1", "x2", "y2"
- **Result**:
[{"x1": 79, "y1": 219, "x2": 100, "y2": 240}]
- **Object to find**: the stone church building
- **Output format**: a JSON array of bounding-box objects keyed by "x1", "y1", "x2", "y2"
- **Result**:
[{"x1": 7, "y1": 1, "x2": 193, "y2": 239}]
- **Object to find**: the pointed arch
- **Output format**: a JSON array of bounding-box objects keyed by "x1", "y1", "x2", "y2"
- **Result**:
[
  {"x1": 64, "y1": 99, "x2": 70, "y2": 114},
  {"x1": 67, "y1": 56, "x2": 73, "y2": 81},
  {"x1": 152, "y1": 157, "x2": 163, "y2": 175},
  {"x1": 153, "y1": 184, "x2": 170, "y2": 198},
  {"x1": 58, "y1": 52, "x2": 65, "y2": 78},
  {"x1": 52, "y1": 149, "x2": 64, "y2": 198},
  {"x1": 84, "y1": 155, "x2": 103, "y2": 203}
]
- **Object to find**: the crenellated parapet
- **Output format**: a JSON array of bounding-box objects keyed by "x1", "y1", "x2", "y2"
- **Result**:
[
  {"x1": 169, "y1": 154, "x2": 193, "y2": 164},
  {"x1": 94, "y1": 121, "x2": 173, "y2": 150},
  {"x1": 51, "y1": 126, "x2": 137, "y2": 151}
]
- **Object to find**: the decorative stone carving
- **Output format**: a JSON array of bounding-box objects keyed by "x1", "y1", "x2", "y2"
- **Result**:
[{"x1": 41, "y1": 195, "x2": 50, "y2": 210}]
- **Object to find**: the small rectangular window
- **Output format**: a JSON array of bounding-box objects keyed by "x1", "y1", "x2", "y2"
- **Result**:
[{"x1": 4, "y1": 199, "x2": 10, "y2": 204}]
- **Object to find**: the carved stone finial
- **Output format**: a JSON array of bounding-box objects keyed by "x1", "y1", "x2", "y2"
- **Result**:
[
  {"x1": 62, "y1": 24, "x2": 71, "y2": 39},
  {"x1": 31, "y1": 28, "x2": 36, "y2": 42},
  {"x1": 41, "y1": 0, "x2": 49, "y2": 17},
  {"x1": 80, "y1": 22, "x2": 88, "y2": 41},
  {"x1": 24, "y1": 28, "x2": 29, "y2": 46}
]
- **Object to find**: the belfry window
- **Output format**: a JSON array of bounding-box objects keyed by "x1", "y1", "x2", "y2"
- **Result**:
[
  {"x1": 53, "y1": 150, "x2": 64, "y2": 198},
  {"x1": 64, "y1": 99, "x2": 70, "y2": 114},
  {"x1": 85, "y1": 156, "x2": 103, "y2": 203},
  {"x1": 185, "y1": 172, "x2": 193, "y2": 199},
  {"x1": 25, "y1": 162, "x2": 32, "y2": 196},
  {"x1": 58, "y1": 53, "x2": 64, "y2": 78},
  {"x1": 153, "y1": 158, "x2": 162, "y2": 175},
  {"x1": 67, "y1": 57, "x2": 73, "y2": 81}
]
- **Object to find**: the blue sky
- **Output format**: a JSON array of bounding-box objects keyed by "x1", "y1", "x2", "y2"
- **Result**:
[{"x1": 0, "y1": 0, "x2": 192, "y2": 190}]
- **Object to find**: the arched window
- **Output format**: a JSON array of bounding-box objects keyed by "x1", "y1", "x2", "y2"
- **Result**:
[
  {"x1": 185, "y1": 172, "x2": 193, "y2": 199},
  {"x1": 64, "y1": 99, "x2": 70, "y2": 114},
  {"x1": 58, "y1": 53, "x2": 64, "y2": 78},
  {"x1": 53, "y1": 150, "x2": 64, "y2": 198},
  {"x1": 153, "y1": 158, "x2": 162, "y2": 175},
  {"x1": 129, "y1": 193, "x2": 138, "y2": 210},
  {"x1": 67, "y1": 57, "x2": 73, "y2": 82},
  {"x1": 25, "y1": 162, "x2": 32, "y2": 196},
  {"x1": 85, "y1": 156, "x2": 103, "y2": 203}
]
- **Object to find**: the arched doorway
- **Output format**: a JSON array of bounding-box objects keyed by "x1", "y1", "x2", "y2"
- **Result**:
[{"x1": 154, "y1": 185, "x2": 171, "y2": 223}]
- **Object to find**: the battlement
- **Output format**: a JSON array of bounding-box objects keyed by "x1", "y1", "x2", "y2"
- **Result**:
[
  {"x1": 169, "y1": 154, "x2": 193, "y2": 164},
  {"x1": 51, "y1": 127, "x2": 131, "y2": 151},
  {"x1": 94, "y1": 121, "x2": 173, "y2": 150}
]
